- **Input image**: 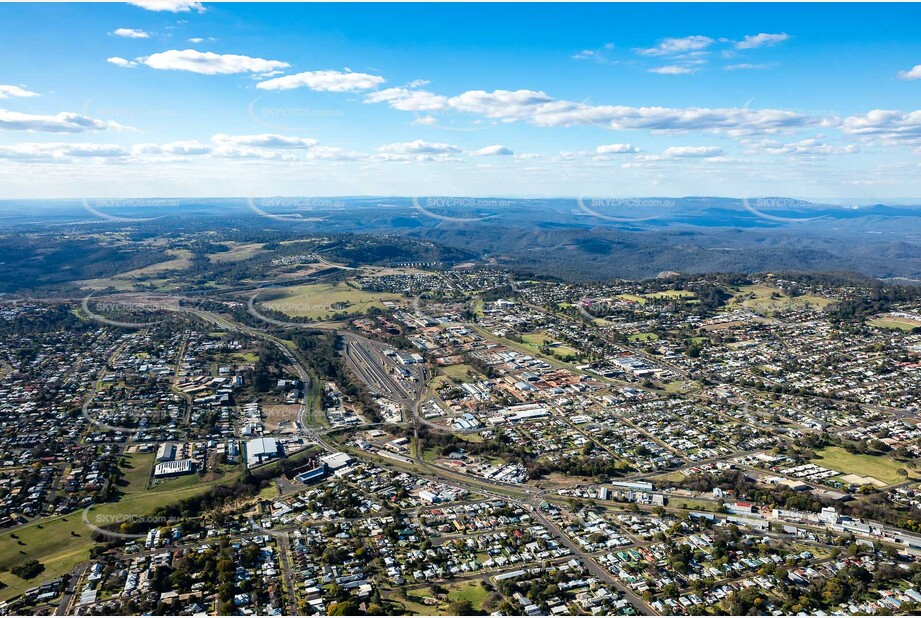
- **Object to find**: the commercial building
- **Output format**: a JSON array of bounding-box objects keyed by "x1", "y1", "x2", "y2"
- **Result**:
[
  {"x1": 153, "y1": 459, "x2": 195, "y2": 478},
  {"x1": 246, "y1": 437, "x2": 284, "y2": 468}
]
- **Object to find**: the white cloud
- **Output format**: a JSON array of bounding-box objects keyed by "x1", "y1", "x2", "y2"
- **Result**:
[
  {"x1": 132, "y1": 140, "x2": 212, "y2": 156},
  {"x1": 572, "y1": 42, "x2": 615, "y2": 63},
  {"x1": 188, "y1": 37, "x2": 216, "y2": 44},
  {"x1": 724, "y1": 63, "x2": 774, "y2": 71},
  {"x1": 211, "y1": 147, "x2": 297, "y2": 161},
  {"x1": 0, "y1": 85, "x2": 39, "y2": 99},
  {"x1": 841, "y1": 109, "x2": 921, "y2": 144},
  {"x1": 112, "y1": 28, "x2": 150, "y2": 39},
  {"x1": 128, "y1": 1, "x2": 204, "y2": 13},
  {"x1": 365, "y1": 88, "x2": 449, "y2": 112},
  {"x1": 211, "y1": 133, "x2": 319, "y2": 149},
  {"x1": 744, "y1": 137, "x2": 858, "y2": 156},
  {"x1": 256, "y1": 70, "x2": 385, "y2": 92},
  {"x1": 107, "y1": 56, "x2": 138, "y2": 68},
  {"x1": 0, "y1": 108, "x2": 128, "y2": 133},
  {"x1": 472, "y1": 145, "x2": 513, "y2": 156},
  {"x1": 376, "y1": 139, "x2": 461, "y2": 161},
  {"x1": 897, "y1": 65, "x2": 921, "y2": 81},
  {"x1": 596, "y1": 143, "x2": 639, "y2": 154},
  {"x1": 304, "y1": 145, "x2": 365, "y2": 161},
  {"x1": 649, "y1": 65, "x2": 696, "y2": 75},
  {"x1": 637, "y1": 35, "x2": 714, "y2": 56},
  {"x1": 411, "y1": 115, "x2": 439, "y2": 126},
  {"x1": 367, "y1": 87, "x2": 824, "y2": 135},
  {"x1": 735, "y1": 33, "x2": 790, "y2": 50},
  {"x1": 140, "y1": 49, "x2": 289, "y2": 75},
  {"x1": 663, "y1": 146, "x2": 724, "y2": 158},
  {"x1": 0, "y1": 142, "x2": 128, "y2": 161}
]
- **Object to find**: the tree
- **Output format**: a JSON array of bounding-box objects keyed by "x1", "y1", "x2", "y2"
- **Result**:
[{"x1": 447, "y1": 599, "x2": 477, "y2": 615}]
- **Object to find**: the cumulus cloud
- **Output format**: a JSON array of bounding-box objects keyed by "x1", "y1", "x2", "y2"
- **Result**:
[
  {"x1": 637, "y1": 35, "x2": 714, "y2": 56},
  {"x1": 572, "y1": 42, "x2": 615, "y2": 63},
  {"x1": 596, "y1": 143, "x2": 639, "y2": 154},
  {"x1": 897, "y1": 65, "x2": 921, "y2": 81},
  {"x1": 107, "y1": 56, "x2": 138, "y2": 68},
  {"x1": 0, "y1": 108, "x2": 128, "y2": 133},
  {"x1": 0, "y1": 85, "x2": 39, "y2": 99},
  {"x1": 724, "y1": 63, "x2": 774, "y2": 71},
  {"x1": 128, "y1": 1, "x2": 204, "y2": 13},
  {"x1": 211, "y1": 133, "x2": 319, "y2": 149},
  {"x1": 365, "y1": 87, "x2": 824, "y2": 135},
  {"x1": 472, "y1": 145, "x2": 513, "y2": 156},
  {"x1": 112, "y1": 28, "x2": 150, "y2": 39},
  {"x1": 735, "y1": 33, "x2": 790, "y2": 49},
  {"x1": 257, "y1": 70, "x2": 385, "y2": 92},
  {"x1": 211, "y1": 147, "x2": 297, "y2": 161},
  {"x1": 365, "y1": 88, "x2": 449, "y2": 112},
  {"x1": 303, "y1": 145, "x2": 365, "y2": 161},
  {"x1": 744, "y1": 137, "x2": 859, "y2": 155},
  {"x1": 376, "y1": 139, "x2": 461, "y2": 161},
  {"x1": 649, "y1": 65, "x2": 696, "y2": 75},
  {"x1": 662, "y1": 146, "x2": 724, "y2": 158},
  {"x1": 0, "y1": 142, "x2": 128, "y2": 161},
  {"x1": 841, "y1": 109, "x2": 921, "y2": 144},
  {"x1": 132, "y1": 140, "x2": 212, "y2": 156},
  {"x1": 139, "y1": 49, "x2": 289, "y2": 75}
]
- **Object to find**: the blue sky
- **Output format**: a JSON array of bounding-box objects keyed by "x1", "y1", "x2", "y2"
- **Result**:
[{"x1": 1, "y1": 1, "x2": 920, "y2": 199}]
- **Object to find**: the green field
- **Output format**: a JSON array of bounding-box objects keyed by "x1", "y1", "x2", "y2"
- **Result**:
[
  {"x1": 617, "y1": 293, "x2": 647, "y2": 305},
  {"x1": 440, "y1": 363, "x2": 482, "y2": 383},
  {"x1": 644, "y1": 290, "x2": 697, "y2": 300},
  {"x1": 0, "y1": 452, "x2": 233, "y2": 602},
  {"x1": 869, "y1": 317, "x2": 921, "y2": 332},
  {"x1": 397, "y1": 581, "x2": 491, "y2": 615},
  {"x1": 730, "y1": 284, "x2": 834, "y2": 314},
  {"x1": 260, "y1": 282, "x2": 403, "y2": 319},
  {"x1": 207, "y1": 241, "x2": 266, "y2": 263},
  {"x1": 810, "y1": 446, "x2": 913, "y2": 486},
  {"x1": 520, "y1": 332, "x2": 580, "y2": 357},
  {"x1": 628, "y1": 332, "x2": 659, "y2": 342}
]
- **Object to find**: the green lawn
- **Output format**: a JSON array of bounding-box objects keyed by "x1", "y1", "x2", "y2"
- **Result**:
[
  {"x1": 446, "y1": 580, "x2": 491, "y2": 607},
  {"x1": 810, "y1": 446, "x2": 913, "y2": 486}
]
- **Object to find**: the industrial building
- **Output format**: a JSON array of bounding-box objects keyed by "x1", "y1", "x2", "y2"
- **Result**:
[
  {"x1": 153, "y1": 459, "x2": 195, "y2": 478},
  {"x1": 246, "y1": 437, "x2": 284, "y2": 468}
]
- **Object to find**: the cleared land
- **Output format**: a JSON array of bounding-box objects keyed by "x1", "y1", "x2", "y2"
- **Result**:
[
  {"x1": 260, "y1": 282, "x2": 404, "y2": 319},
  {"x1": 810, "y1": 446, "x2": 913, "y2": 486},
  {"x1": 440, "y1": 363, "x2": 482, "y2": 383},
  {"x1": 730, "y1": 284, "x2": 834, "y2": 314}
]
